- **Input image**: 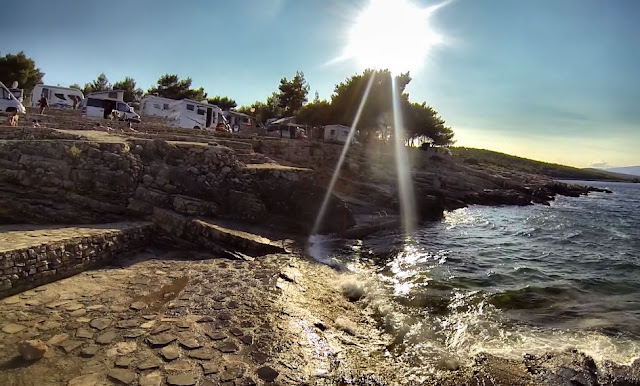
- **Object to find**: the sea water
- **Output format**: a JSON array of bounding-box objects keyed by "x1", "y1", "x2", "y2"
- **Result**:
[{"x1": 310, "y1": 181, "x2": 640, "y2": 377}]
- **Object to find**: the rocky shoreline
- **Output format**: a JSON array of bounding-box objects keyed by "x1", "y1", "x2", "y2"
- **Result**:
[
  {"x1": 0, "y1": 111, "x2": 634, "y2": 385},
  {"x1": 3, "y1": 240, "x2": 636, "y2": 386}
]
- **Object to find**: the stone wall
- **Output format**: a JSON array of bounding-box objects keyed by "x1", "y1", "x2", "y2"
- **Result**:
[
  {"x1": 0, "y1": 127, "x2": 82, "y2": 140},
  {"x1": 0, "y1": 222, "x2": 153, "y2": 298},
  {"x1": 0, "y1": 140, "x2": 142, "y2": 223}
]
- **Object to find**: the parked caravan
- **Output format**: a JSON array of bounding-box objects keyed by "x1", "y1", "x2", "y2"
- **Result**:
[
  {"x1": 0, "y1": 81, "x2": 26, "y2": 116},
  {"x1": 140, "y1": 95, "x2": 178, "y2": 118},
  {"x1": 81, "y1": 90, "x2": 140, "y2": 122},
  {"x1": 324, "y1": 124, "x2": 358, "y2": 144},
  {"x1": 223, "y1": 111, "x2": 259, "y2": 132},
  {"x1": 8, "y1": 82, "x2": 24, "y2": 102},
  {"x1": 166, "y1": 99, "x2": 225, "y2": 130},
  {"x1": 9, "y1": 88, "x2": 24, "y2": 102},
  {"x1": 31, "y1": 85, "x2": 84, "y2": 109}
]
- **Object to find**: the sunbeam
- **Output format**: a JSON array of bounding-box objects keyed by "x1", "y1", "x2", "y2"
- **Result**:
[
  {"x1": 391, "y1": 76, "x2": 417, "y2": 234},
  {"x1": 310, "y1": 73, "x2": 377, "y2": 236}
]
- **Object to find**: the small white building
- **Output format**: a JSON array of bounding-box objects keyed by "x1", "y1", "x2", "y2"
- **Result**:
[
  {"x1": 140, "y1": 95, "x2": 178, "y2": 118},
  {"x1": 324, "y1": 124, "x2": 356, "y2": 144}
]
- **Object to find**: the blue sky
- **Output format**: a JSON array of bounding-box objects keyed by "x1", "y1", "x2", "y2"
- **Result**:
[{"x1": 3, "y1": 0, "x2": 639, "y2": 167}]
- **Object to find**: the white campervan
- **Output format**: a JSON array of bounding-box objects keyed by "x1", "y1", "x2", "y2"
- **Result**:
[
  {"x1": 0, "y1": 81, "x2": 26, "y2": 116},
  {"x1": 31, "y1": 85, "x2": 84, "y2": 109},
  {"x1": 81, "y1": 90, "x2": 141, "y2": 122},
  {"x1": 223, "y1": 111, "x2": 260, "y2": 132},
  {"x1": 140, "y1": 95, "x2": 177, "y2": 118},
  {"x1": 166, "y1": 99, "x2": 225, "y2": 130}
]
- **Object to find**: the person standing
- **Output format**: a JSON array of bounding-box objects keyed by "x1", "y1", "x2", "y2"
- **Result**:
[{"x1": 39, "y1": 94, "x2": 48, "y2": 114}]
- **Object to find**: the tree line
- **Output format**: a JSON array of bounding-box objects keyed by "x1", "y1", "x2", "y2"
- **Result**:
[
  {"x1": 0, "y1": 51, "x2": 454, "y2": 145},
  {"x1": 237, "y1": 69, "x2": 454, "y2": 145}
]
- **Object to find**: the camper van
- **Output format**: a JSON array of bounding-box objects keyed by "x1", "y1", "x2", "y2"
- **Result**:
[
  {"x1": 9, "y1": 88, "x2": 23, "y2": 103},
  {"x1": 223, "y1": 111, "x2": 259, "y2": 132},
  {"x1": 140, "y1": 95, "x2": 178, "y2": 118},
  {"x1": 81, "y1": 90, "x2": 140, "y2": 122},
  {"x1": 0, "y1": 81, "x2": 26, "y2": 116},
  {"x1": 31, "y1": 85, "x2": 84, "y2": 109},
  {"x1": 166, "y1": 99, "x2": 225, "y2": 130}
]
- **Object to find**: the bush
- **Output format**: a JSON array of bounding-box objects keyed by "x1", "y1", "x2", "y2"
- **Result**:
[{"x1": 68, "y1": 145, "x2": 82, "y2": 158}]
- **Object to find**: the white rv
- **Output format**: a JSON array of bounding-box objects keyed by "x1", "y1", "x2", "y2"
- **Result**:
[
  {"x1": 9, "y1": 89, "x2": 24, "y2": 103},
  {"x1": 166, "y1": 99, "x2": 226, "y2": 130},
  {"x1": 81, "y1": 90, "x2": 140, "y2": 122},
  {"x1": 31, "y1": 85, "x2": 84, "y2": 109},
  {"x1": 223, "y1": 111, "x2": 259, "y2": 132},
  {"x1": 324, "y1": 124, "x2": 356, "y2": 144},
  {"x1": 140, "y1": 95, "x2": 178, "y2": 118},
  {"x1": 0, "y1": 81, "x2": 26, "y2": 116}
]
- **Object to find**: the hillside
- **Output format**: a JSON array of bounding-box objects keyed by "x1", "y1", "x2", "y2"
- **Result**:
[
  {"x1": 605, "y1": 165, "x2": 640, "y2": 176},
  {"x1": 451, "y1": 147, "x2": 640, "y2": 182}
]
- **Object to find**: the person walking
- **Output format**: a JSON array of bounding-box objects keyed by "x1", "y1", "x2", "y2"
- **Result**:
[{"x1": 39, "y1": 94, "x2": 48, "y2": 114}]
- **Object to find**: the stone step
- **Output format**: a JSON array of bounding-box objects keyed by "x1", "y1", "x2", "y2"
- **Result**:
[
  {"x1": 151, "y1": 208, "x2": 286, "y2": 259},
  {"x1": 190, "y1": 219, "x2": 286, "y2": 258}
]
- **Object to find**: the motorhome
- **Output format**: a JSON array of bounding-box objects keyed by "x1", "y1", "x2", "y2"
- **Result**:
[
  {"x1": 324, "y1": 124, "x2": 357, "y2": 144},
  {"x1": 9, "y1": 88, "x2": 24, "y2": 103},
  {"x1": 81, "y1": 90, "x2": 140, "y2": 122},
  {"x1": 223, "y1": 111, "x2": 259, "y2": 132},
  {"x1": 166, "y1": 99, "x2": 225, "y2": 130},
  {"x1": 0, "y1": 81, "x2": 26, "y2": 116},
  {"x1": 140, "y1": 95, "x2": 178, "y2": 118},
  {"x1": 31, "y1": 85, "x2": 84, "y2": 109}
]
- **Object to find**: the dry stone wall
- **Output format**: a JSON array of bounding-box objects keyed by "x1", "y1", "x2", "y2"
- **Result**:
[{"x1": 0, "y1": 222, "x2": 153, "y2": 298}]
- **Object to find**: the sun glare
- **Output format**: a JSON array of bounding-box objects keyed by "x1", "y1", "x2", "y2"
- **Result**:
[{"x1": 344, "y1": 0, "x2": 447, "y2": 74}]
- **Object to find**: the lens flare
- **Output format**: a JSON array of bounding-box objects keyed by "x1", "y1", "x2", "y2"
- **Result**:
[
  {"x1": 391, "y1": 77, "x2": 418, "y2": 234},
  {"x1": 310, "y1": 73, "x2": 377, "y2": 236}
]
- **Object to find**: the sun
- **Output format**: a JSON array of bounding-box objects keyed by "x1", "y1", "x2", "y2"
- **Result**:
[{"x1": 343, "y1": 0, "x2": 447, "y2": 74}]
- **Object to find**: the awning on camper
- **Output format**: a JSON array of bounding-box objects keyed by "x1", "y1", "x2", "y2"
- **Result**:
[{"x1": 270, "y1": 116, "x2": 295, "y2": 125}]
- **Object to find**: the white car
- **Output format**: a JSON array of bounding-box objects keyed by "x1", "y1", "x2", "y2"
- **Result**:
[{"x1": 81, "y1": 97, "x2": 141, "y2": 123}]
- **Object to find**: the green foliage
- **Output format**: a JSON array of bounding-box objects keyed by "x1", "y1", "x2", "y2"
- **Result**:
[
  {"x1": 296, "y1": 99, "x2": 332, "y2": 127},
  {"x1": 0, "y1": 51, "x2": 44, "y2": 93},
  {"x1": 277, "y1": 71, "x2": 309, "y2": 115},
  {"x1": 404, "y1": 102, "x2": 454, "y2": 146},
  {"x1": 207, "y1": 96, "x2": 237, "y2": 110},
  {"x1": 240, "y1": 69, "x2": 456, "y2": 145},
  {"x1": 112, "y1": 77, "x2": 143, "y2": 103},
  {"x1": 83, "y1": 73, "x2": 111, "y2": 95},
  {"x1": 328, "y1": 69, "x2": 454, "y2": 145},
  {"x1": 237, "y1": 93, "x2": 283, "y2": 124},
  {"x1": 147, "y1": 74, "x2": 206, "y2": 101},
  {"x1": 331, "y1": 69, "x2": 411, "y2": 130},
  {"x1": 451, "y1": 147, "x2": 639, "y2": 182},
  {"x1": 68, "y1": 83, "x2": 82, "y2": 91}
]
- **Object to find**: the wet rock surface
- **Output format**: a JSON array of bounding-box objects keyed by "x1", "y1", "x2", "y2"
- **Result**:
[
  {"x1": 0, "y1": 249, "x2": 400, "y2": 385},
  {"x1": 2, "y1": 246, "x2": 634, "y2": 385}
]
